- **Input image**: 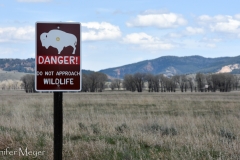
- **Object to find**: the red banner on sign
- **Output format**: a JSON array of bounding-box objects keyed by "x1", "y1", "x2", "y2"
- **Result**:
[{"x1": 37, "y1": 55, "x2": 80, "y2": 65}]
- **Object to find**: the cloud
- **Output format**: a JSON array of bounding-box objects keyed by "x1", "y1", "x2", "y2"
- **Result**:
[
  {"x1": 185, "y1": 27, "x2": 205, "y2": 35},
  {"x1": 198, "y1": 14, "x2": 240, "y2": 36},
  {"x1": 0, "y1": 23, "x2": 121, "y2": 43},
  {"x1": 206, "y1": 43, "x2": 216, "y2": 48},
  {"x1": 201, "y1": 37, "x2": 222, "y2": 43},
  {"x1": 198, "y1": 37, "x2": 222, "y2": 48},
  {"x1": 0, "y1": 26, "x2": 34, "y2": 42},
  {"x1": 17, "y1": 0, "x2": 51, "y2": 2},
  {"x1": 164, "y1": 27, "x2": 204, "y2": 39},
  {"x1": 123, "y1": 32, "x2": 175, "y2": 50},
  {"x1": 210, "y1": 19, "x2": 240, "y2": 34},
  {"x1": 82, "y1": 22, "x2": 121, "y2": 41},
  {"x1": 234, "y1": 14, "x2": 240, "y2": 20},
  {"x1": 167, "y1": 33, "x2": 183, "y2": 38},
  {"x1": 126, "y1": 12, "x2": 187, "y2": 28}
]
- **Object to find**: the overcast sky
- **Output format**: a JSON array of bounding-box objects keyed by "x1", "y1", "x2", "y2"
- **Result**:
[{"x1": 1, "y1": 0, "x2": 240, "y2": 71}]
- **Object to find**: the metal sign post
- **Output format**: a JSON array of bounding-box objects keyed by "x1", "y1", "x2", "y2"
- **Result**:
[{"x1": 54, "y1": 92, "x2": 63, "y2": 160}]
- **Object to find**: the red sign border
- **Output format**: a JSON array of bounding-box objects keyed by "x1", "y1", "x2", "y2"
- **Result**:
[{"x1": 35, "y1": 22, "x2": 82, "y2": 92}]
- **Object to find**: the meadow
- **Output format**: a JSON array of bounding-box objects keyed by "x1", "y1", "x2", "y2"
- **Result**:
[{"x1": 0, "y1": 90, "x2": 239, "y2": 159}]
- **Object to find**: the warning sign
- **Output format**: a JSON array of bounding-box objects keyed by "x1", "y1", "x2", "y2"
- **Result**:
[{"x1": 35, "y1": 22, "x2": 81, "y2": 91}]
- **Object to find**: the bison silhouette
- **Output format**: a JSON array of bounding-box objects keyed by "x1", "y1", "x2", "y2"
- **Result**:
[{"x1": 40, "y1": 29, "x2": 77, "y2": 54}]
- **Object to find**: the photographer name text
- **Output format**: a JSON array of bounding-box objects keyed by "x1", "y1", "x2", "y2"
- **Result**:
[{"x1": 0, "y1": 147, "x2": 45, "y2": 158}]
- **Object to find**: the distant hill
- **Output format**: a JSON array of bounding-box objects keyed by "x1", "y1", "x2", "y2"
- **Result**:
[
  {"x1": 99, "y1": 55, "x2": 240, "y2": 78},
  {"x1": 0, "y1": 70, "x2": 28, "y2": 81},
  {"x1": 1, "y1": 56, "x2": 240, "y2": 80},
  {"x1": 82, "y1": 69, "x2": 95, "y2": 75},
  {"x1": 0, "y1": 58, "x2": 35, "y2": 73},
  {"x1": 0, "y1": 58, "x2": 94, "y2": 77}
]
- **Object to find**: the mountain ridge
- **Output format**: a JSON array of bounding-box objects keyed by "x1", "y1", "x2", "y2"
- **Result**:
[
  {"x1": 99, "y1": 55, "x2": 240, "y2": 78},
  {"x1": 0, "y1": 58, "x2": 94, "y2": 75},
  {"x1": 1, "y1": 55, "x2": 240, "y2": 79}
]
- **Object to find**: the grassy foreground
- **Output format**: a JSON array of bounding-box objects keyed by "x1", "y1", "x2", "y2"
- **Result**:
[{"x1": 0, "y1": 91, "x2": 240, "y2": 159}]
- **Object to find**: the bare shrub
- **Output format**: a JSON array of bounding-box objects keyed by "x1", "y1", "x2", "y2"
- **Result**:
[
  {"x1": 115, "y1": 123, "x2": 129, "y2": 134},
  {"x1": 145, "y1": 123, "x2": 178, "y2": 136},
  {"x1": 90, "y1": 123, "x2": 101, "y2": 134},
  {"x1": 219, "y1": 129, "x2": 236, "y2": 141}
]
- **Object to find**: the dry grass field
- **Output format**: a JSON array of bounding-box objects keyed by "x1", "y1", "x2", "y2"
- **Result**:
[{"x1": 0, "y1": 90, "x2": 240, "y2": 159}]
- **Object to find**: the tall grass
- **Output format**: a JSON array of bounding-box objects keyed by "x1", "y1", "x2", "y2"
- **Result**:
[{"x1": 0, "y1": 91, "x2": 239, "y2": 159}]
